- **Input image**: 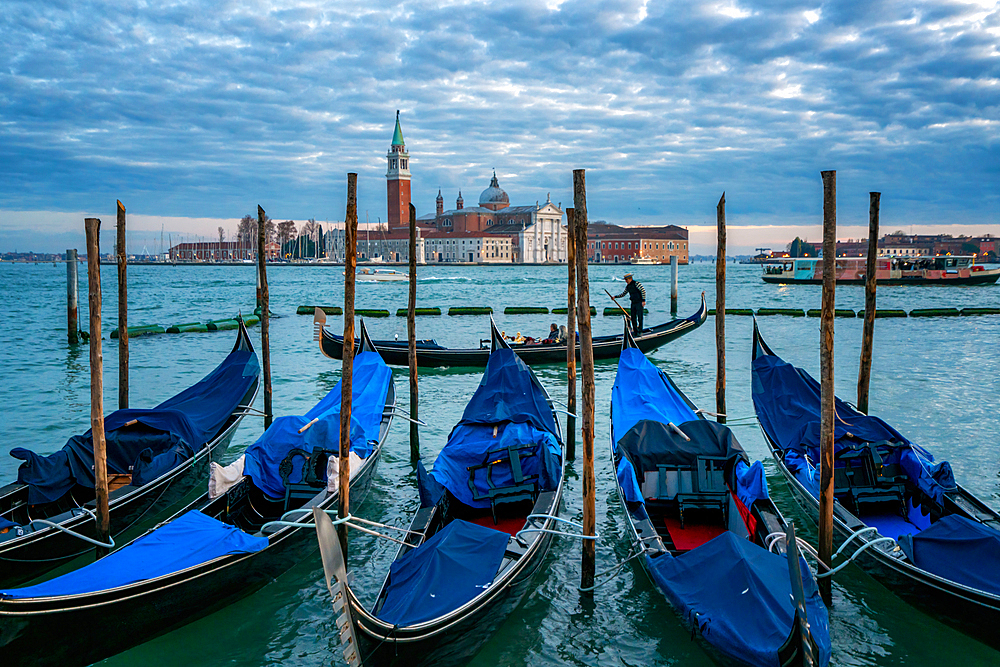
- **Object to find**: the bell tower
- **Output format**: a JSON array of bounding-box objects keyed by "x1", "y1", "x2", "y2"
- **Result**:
[{"x1": 386, "y1": 110, "x2": 411, "y2": 230}]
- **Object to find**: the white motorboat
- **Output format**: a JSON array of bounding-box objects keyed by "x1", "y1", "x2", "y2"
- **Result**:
[{"x1": 355, "y1": 268, "x2": 408, "y2": 282}]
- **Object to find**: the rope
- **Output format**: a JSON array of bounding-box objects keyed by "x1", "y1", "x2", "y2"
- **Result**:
[
  {"x1": 577, "y1": 549, "x2": 646, "y2": 592},
  {"x1": 28, "y1": 507, "x2": 115, "y2": 549},
  {"x1": 764, "y1": 527, "x2": 898, "y2": 579},
  {"x1": 515, "y1": 514, "x2": 599, "y2": 544}
]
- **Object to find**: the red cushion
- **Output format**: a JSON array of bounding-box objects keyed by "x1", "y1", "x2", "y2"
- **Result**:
[{"x1": 662, "y1": 515, "x2": 727, "y2": 551}]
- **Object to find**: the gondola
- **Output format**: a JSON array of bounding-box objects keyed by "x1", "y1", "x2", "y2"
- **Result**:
[
  {"x1": 0, "y1": 320, "x2": 395, "y2": 667},
  {"x1": 611, "y1": 320, "x2": 830, "y2": 666},
  {"x1": 317, "y1": 317, "x2": 565, "y2": 667},
  {"x1": 0, "y1": 320, "x2": 260, "y2": 587},
  {"x1": 315, "y1": 293, "x2": 708, "y2": 367},
  {"x1": 752, "y1": 320, "x2": 1000, "y2": 651}
]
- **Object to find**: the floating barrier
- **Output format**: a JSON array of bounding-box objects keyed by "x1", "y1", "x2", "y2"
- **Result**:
[
  {"x1": 856, "y1": 309, "x2": 907, "y2": 318},
  {"x1": 297, "y1": 305, "x2": 343, "y2": 315},
  {"x1": 167, "y1": 323, "x2": 210, "y2": 334},
  {"x1": 356, "y1": 309, "x2": 390, "y2": 318},
  {"x1": 909, "y1": 308, "x2": 961, "y2": 317},
  {"x1": 243, "y1": 315, "x2": 260, "y2": 326},
  {"x1": 395, "y1": 307, "x2": 442, "y2": 316},
  {"x1": 448, "y1": 307, "x2": 493, "y2": 316},
  {"x1": 960, "y1": 307, "x2": 1000, "y2": 316},
  {"x1": 504, "y1": 307, "x2": 549, "y2": 315},
  {"x1": 806, "y1": 309, "x2": 856, "y2": 318},
  {"x1": 603, "y1": 308, "x2": 648, "y2": 316},
  {"x1": 707, "y1": 309, "x2": 754, "y2": 316},
  {"x1": 110, "y1": 324, "x2": 165, "y2": 339},
  {"x1": 552, "y1": 306, "x2": 596, "y2": 315},
  {"x1": 756, "y1": 308, "x2": 805, "y2": 317},
  {"x1": 207, "y1": 319, "x2": 240, "y2": 331}
]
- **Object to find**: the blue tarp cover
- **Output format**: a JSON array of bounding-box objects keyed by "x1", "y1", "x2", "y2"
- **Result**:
[
  {"x1": 898, "y1": 515, "x2": 1000, "y2": 597},
  {"x1": 0, "y1": 511, "x2": 266, "y2": 599},
  {"x1": 243, "y1": 350, "x2": 391, "y2": 499},
  {"x1": 617, "y1": 456, "x2": 643, "y2": 504},
  {"x1": 376, "y1": 519, "x2": 510, "y2": 626},
  {"x1": 751, "y1": 353, "x2": 955, "y2": 505},
  {"x1": 646, "y1": 531, "x2": 831, "y2": 667},
  {"x1": 612, "y1": 347, "x2": 697, "y2": 440},
  {"x1": 11, "y1": 343, "x2": 259, "y2": 505},
  {"x1": 734, "y1": 459, "x2": 770, "y2": 508},
  {"x1": 430, "y1": 349, "x2": 561, "y2": 509}
]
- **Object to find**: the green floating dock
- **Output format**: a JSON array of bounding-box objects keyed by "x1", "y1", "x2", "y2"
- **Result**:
[
  {"x1": 960, "y1": 307, "x2": 1000, "y2": 316},
  {"x1": 806, "y1": 309, "x2": 856, "y2": 318},
  {"x1": 604, "y1": 308, "x2": 648, "y2": 316},
  {"x1": 756, "y1": 308, "x2": 805, "y2": 317},
  {"x1": 111, "y1": 324, "x2": 166, "y2": 339},
  {"x1": 909, "y1": 308, "x2": 961, "y2": 317},
  {"x1": 395, "y1": 307, "x2": 442, "y2": 316},
  {"x1": 167, "y1": 323, "x2": 210, "y2": 334},
  {"x1": 505, "y1": 307, "x2": 549, "y2": 315},
  {"x1": 708, "y1": 309, "x2": 754, "y2": 316},
  {"x1": 356, "y1": 309, "x2": 390, "y2": 318},
  {"x1": 449, "y1": 307, "x2": 493, "y2": 316},
  {"x1": 552, "y1": 306, "x2": 596, "y2": 315},
  {"x1": 298, "y1": 305, "x2": 343, "y2": 315},
  {"x1": 207, "y1": 319, "x2": 240, "y2": 331},
  {"x1": 856, "y1": 309, "x2": 907, "y2": 318}
]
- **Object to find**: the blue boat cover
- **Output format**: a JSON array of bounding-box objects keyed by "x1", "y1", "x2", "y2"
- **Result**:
[
  {"x1": 376, "y1": 519, "x2": 510, "y2": 626},
  {"x1": 734, "y1": 459, "x2": 770, "y2": 508},
  {"x1": 646, "y1": 531, "x2": 831, "y2": 667},
  {"x1": 617, "y1": 456, "x2": 643, "y2": 504},
  {"x1": 612, "y1": 347, "x2": 697, "y2": 440},
  {"x1": 0, "y1": 511, "x2": 266, "y2": 599},
  {"x1": 751, "y1": 352, "x2": 956, "y2": 505},
  {"x1": 243, "y1": 350, "x2": 391, "y2": 499},
  {"x1": 898, "y1": 515, "x2": 1000, "y2": 597},
  {"x1": 430, "y1": 349, "x2": 561, "y2": 509},
  {"x1": 11, "y1": 342, "x2": 259, "y2": 505}
]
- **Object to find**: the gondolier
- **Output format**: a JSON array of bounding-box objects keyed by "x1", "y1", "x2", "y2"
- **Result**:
[{"x1": 612, "y1": 273, "x2": 646, "y2": 332}]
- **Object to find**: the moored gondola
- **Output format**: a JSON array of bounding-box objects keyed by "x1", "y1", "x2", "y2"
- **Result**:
[
  {"x1": 317, "y1": 317, "x2": 565, "y2": 667},
  {"x1": 0, "y1": 319, "x2": 260, "y2": 587},
  {"x1": 752, "y1": 320, "x2": 1000, "y2": 652},
  {"x1": 0, "y1": 320, "x2": 395, "y2": 667},
  {"x1": 611, "y1": 320, "x2": 830, "y2": 666},
  {"x1": 315, "y1": 293, "x2": 708, "y2": 367}
]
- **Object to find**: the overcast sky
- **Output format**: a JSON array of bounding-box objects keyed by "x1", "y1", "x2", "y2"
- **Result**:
[{"x1": 2, "y1": 0, "x2": 997, "y2": 254}]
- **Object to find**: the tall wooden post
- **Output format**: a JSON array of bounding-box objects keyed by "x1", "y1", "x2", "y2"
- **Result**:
[
  {"x1": 257, "y1": 206, "x2": 272, "y2": 430},
  {"x1": 819, "y1": 171, "x2": 837, "y2": 606},
  {"x1": 84, "y1": 218, "x2": 110, "y2": 554},
  {"x1": 408, "y1": 202, "x2": 419, "y2": 461},
  {"x1": 670, "y1": 254, "x2": 678, "y2": 315},
  {"x1": 116, "y1": 201, "x2": 129, "y2": 409},
  {"x1": 715, "y1": 194, "x2": 727, "y2": 424},
  {"x1": 573, "y1": 170, "x2": 596, "y2": 591},
  {"x1": 339, "y1": 173, "x2": 359, "y2": 558},
  {"x1": 66, "y1": 249, "x2": 79, "y2": 345},
  {"x1": 857, "y1": 193, "x2": 881, "y2": 415},
  {"x1": 565, "y1": 208, "x2": 577, "y2": 461}
]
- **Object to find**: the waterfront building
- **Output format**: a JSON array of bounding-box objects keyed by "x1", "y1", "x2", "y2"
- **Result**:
[
  {"x1": 169, "y1": 241, "x2": 278, "y2": 261},
  {"x1": 584, "y1": 222, "x2": 689, "y2": 264},
  {"x1": 386, "y1": 111, "x2": 411, "y2": 230}
]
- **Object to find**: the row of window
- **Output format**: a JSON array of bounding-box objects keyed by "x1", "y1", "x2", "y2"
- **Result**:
[{"x1": 587, "y1": 240, "x2": 687, "y2": 251}]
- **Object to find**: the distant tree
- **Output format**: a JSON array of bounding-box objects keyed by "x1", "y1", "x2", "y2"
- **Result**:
[
  {"x1": 961, "y1": 242, "x2": 980, "y2": 255},
  {"x1": 788, "y1": 237, "x2": 817, "y2": 257},
  {"x1": 218, "y1": 227, "x2": 225, "y2": 243},
  {"x1": 277, "y1": 221, "x2": 297, "y2": 247},
  {"x1": 236, "y1": 213, "x2": 274, "y2": 244},
  {"x1": 889, "y1": 230, "x2": 906, "y2": 236}
]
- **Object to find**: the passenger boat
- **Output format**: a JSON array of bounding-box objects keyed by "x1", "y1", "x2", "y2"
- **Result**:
[
  {"x1": 316, "y1": 293, "x2": 708, "y2": 367},
  {"x1": 319, "y1": 318, "x2": 565, "y2": 667},
  {"x1": 761, "y1": 255, "x2": 1000, "y2": 285},
  {"x1": 611, "y1": 322, "x2": 830, "y2": 666},
  {"x1": 356, "y1": 268, "x2": 408, "y2": 282},
  {"x1": 0, "y1": 321, "x2": 260, "y2": 587},
  {"x1": 752, "y1": 321, "x2": 1000, "y2": 651},
  {"x1": 630, "y1": 256, "x2": 659, "y2": 265},
  {"x1": 0, "y1": 321, "x2": 395, "y2": 667}
]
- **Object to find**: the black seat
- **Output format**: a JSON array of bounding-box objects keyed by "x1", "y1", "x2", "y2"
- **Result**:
[
  {"x1": 834, "y1": 441, "x2": 906, "y2": 515},
  {"x1": 278, "y1": 447, "x2": 335, "y2": 513},
  {"x1": 656, "y1": 455, "x2": 729, "y2": 528},
  {"x1": 467, "y1": 443, "x2": 539, "y2": 524}
]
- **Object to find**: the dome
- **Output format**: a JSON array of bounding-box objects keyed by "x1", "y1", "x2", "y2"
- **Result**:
[{"x1": 479, "y1": 171, "x2": 509, "y2": 206}]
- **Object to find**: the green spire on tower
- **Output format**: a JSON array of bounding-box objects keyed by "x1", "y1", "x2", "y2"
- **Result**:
[{"x1": 391, "y1": 110, "x2": 405, "y2": 147}]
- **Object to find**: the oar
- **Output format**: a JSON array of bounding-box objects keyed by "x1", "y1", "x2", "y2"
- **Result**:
[{"x1": 603, "y1": 289, "x2": 630, "y2": 319}]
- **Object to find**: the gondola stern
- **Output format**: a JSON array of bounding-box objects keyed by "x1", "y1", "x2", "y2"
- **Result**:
[
  {"x1": 751, "y1": 317, "x2": 777, "y2": 361},
  {"x1": 489, "y1": 316, "x2": 511, "y2": 352},
  {"x1": 313, "y1": 508, "x2": 365, "y2": 666},
  {"x1": 622, "y1": 316, "x2": 639, "y2": 350},
  {"x1": 780, "y1": 521, "x2": 824, "y2": 667},
  {"x1": 313, "y1": 307, "x2": 328, "y2": 346},
  {"x1": 358, "y1": 318, "x2": 376, "y2": 357},
  {"x1": 233, "y1": 312, "x2": 255, "y2": 355}
]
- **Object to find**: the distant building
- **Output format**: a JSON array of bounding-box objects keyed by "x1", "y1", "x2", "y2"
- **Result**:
[
  {"x1": 169, "y1": 241, "x2": 278, "y2": 261},
  {"x1": 585, "y1": 222, "x2": 689, "y2": 264}
]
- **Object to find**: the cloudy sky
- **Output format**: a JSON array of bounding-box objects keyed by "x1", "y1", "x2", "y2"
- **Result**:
[{"x1": 2, "y1": 0, "x2": 998, "y2": 254}]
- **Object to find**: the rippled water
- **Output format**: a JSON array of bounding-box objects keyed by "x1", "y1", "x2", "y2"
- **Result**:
[{"x1": 1, "y1": 260, "x2": 998, "y2": 666}]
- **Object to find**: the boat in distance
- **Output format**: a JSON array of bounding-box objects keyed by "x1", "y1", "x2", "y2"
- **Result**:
[
  {"x1": 356, "y1": 268, "x2": 409, "y2": 281},
  {"x1": 762, "y1": 255, "x2": 1000, "y2": 285},
  {"x1": 315, "y1": 293, "x2": 708, "y2": 368},
  {"x1": 752, "y1": 321, "x2": 1000, "y2": 651}
]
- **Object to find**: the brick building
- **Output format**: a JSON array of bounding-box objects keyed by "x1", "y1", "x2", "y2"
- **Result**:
[
  {"x1": 585, "y1": 222, "x2": 689, "y2": 264},
  {"x1": 169, "y1": 241, "x2": 278, "y2": 262}
]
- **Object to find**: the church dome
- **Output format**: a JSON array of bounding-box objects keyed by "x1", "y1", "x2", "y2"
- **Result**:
[{"x1": 479, "y1": 171, "x2": 509, "y2": 207}]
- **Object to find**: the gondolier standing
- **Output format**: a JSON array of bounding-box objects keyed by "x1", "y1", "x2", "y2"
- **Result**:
[{"x1": 613, "y1": 273, "x2": 646, "y2": 333}]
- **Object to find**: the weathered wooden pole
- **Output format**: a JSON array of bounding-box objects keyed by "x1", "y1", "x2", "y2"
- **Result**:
[
  {"x1": 857, "y1": 192, "x2": 881, "y2": 415},
  {"x1": 408, "y1": 202, "x2": 419, "y2": 461},
  {"x1": 66, "y1": 249, "x2": 79, "y2": 345},
  {"x1": 339, "y1": 173, "x2": 359, "y2": 558},
  {"x1": 819, "y1": 171, "x2": 837, "y2": 606},
  {"x1": 565, "y1": 208, "x2": 577, "y2": 461},
  {"x1": 84, "y1": 218, "x2": 111, "y2": 554},
  {"x1": 670, "y1": 254, "x2": 678, "y2": 314},
  {"x1": 257, "y1": 206, "x2": 272, "y2": 430},
  {"x1": 573, "y1": 170, "x2": 596, "y2": 592},
  {"x1": 116, "y1": 200, "x2": 129, "y2": 409},
  {"x1": 715, "y1": 193, "x2": 727, "y2": 424}
]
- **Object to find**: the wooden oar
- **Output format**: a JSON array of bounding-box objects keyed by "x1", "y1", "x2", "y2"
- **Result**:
[{"x1": 603, "y1": 289, "x2": 630, "y2": 319}]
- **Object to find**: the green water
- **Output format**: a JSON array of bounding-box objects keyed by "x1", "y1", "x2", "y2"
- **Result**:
[{"x1": 1, "y1": 261, "x2": 999, "y2": 666}]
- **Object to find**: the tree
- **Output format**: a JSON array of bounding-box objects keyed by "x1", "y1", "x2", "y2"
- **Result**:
[
  {"x1": 277, "y1": 221, "x2": 297, "y2": 248},
  {"x1": 787, "y1": 237, "x2": 817, "y2": 257},
  {"x1": 236, "y1": 213, "x2": 275, "y2": 244},
  {"x1": 218, "y1": 227, "x2": 225, "y2": 243}
]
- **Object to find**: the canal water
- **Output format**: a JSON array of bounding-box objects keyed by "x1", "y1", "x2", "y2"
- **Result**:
[{"x1": 1, "y1": 260, "x2": 998, "y2": 666}]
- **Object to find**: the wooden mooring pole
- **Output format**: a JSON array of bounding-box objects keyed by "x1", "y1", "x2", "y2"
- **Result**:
[
  {"x1": 819, "y1": 171, "x2": 837, "y2": 606},
  {"x1": 340, "y1": 173, "x2": 359, "y2": 558},
  {"x1": 116, "y1": 201, "x2": 129, "y2": 409},
  {"x1": 670, "y1": 254, "x2": 678, "y2": 315},
  {"x1": 565, "y1": 208, "x2": 577, "y2": 461},
  {"x1": 84, "y1": 218, "x2": 111, "y2": 555},
  {"x1": 408, "y1": 202, "x2": 419, "y2": 461},
  {"x1": 715, "y1": 193, "x2": 726, "y2": 424},
  {"x1": 257, "y1": 206, "x2": 272, "y2": 430},
  {"x1": 857, "y1": 192, "x2": 881, "y2": 415},
  {"x1": 66, "y1": 249, "x2": 79, "y2": 345},
  {"x1": 573, "y1": 171, "x2": 596, "y2": 592}
]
